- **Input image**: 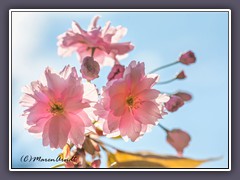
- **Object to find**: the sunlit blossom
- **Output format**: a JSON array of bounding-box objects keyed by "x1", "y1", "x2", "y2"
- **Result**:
[
  {"x1": 20, "y1": 65, "x2": 98, "y2": 149},
  {"x1": 94, "y1": 61, "x2": 169, "y2": 141},
  {"x1": 57, "y1": 16, "x2": 134, "y2": 66}
]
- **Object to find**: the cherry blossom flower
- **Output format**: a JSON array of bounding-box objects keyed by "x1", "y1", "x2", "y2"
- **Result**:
[
  {"x1": 57, "y1": 16, "x2": 134, "y2": 66},
  {"x1": 179, "y1": 51, "x2": 196, "y2": 65},
  {"x1": 107, "y1": 64, "x2": 125, "y2": 81},
  {"x1": 176, "y1": 70, "x2": 186, "y2": 79},
  {"x1": 166, "y1": 129, "x2": 191, "y2": 156},
  {"x1": 20, "y1": 65, "x2": 98, "y2": 149},
  {"x1": 165, "y1": 95, "x2": 184, "y2": 112},
  {"x1": 80, "y1": 56, "x2": 100, "y2": 81},
  {"x1": 94, "y1": 61, "x2": 170, "y2": 141},
  {"x1": 174, "y1": 91, "x2": 192, "y2": 102}
]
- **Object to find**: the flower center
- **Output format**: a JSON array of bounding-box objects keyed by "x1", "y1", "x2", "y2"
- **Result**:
[
  {"x1": 126, "y1": 96, "x2": 134, "y2": 107},
  {"x1": 50, "y1": 102, "x2": 64, "y2": 115}
]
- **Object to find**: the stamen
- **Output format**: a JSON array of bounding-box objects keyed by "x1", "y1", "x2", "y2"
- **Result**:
[
  {"x1": 126, "y1": 96, "x2": 141, "y2": 109},
  {"x1": 50, "y1": 102, "x2": 64, "y2": 115},
  {"x1": 126, "y1": 96, "x2": 134, "y2": 107}
]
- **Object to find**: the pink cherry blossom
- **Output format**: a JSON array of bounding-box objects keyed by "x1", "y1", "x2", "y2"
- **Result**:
[
  {"x1": 166, "y1": 129, "x2": 191, "y2": 156},
  {"x1": 57, "y1": 16, "x2": 134, "y2": 66},
  {"x1": 20, "y1": 65, "x2": 98, "y2": 149},
  {"x1": 165, "y1": 95, "x2": 184, "y2": 112},
  {"x1": 94, "y1": 61, "x2": 170, "y2": 141},
  {"x1": 80, "y1": 56, "x2": 100, "y2": 81},
  {"x1": 107, "y1": 64, "x2": 125, "y2": 81},
  {"x1": 179, "y1": 51, "x2": 196, "y2": 65},
  {"x1": 174, "y1": 91, "x2": 192, "y2": 102}
]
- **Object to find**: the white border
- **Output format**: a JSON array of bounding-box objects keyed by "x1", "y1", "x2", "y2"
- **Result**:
[{"x1": 9, "y1": 9, "x2": 231, "y2": 171}]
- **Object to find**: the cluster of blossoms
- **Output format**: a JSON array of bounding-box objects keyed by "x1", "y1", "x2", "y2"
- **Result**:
[{"x1": 20, "y1": 16, "x2": 196, "y2": 168}]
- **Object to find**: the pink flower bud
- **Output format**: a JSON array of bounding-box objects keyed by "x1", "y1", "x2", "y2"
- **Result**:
[
  {"x1": 65, "y1": 149, "x2": 86, "y2": 168},
  {"x1": 165, "y1": 95, "x2": 184, "y2": 112},
  {"x1": 174, "y1": 92, "x2": 192, "y2": 102},
  {"x1": 179, "y1": 51, "x2": 196, "y2": 65},
  {"x1": 176, "y1": 70, "x2": 186, "y2": 79},
  {"x1": 91, "y1": 159, "x2": 101, "y2": 168},
  {"x1": 80, "y1": 56, "x2": 100, "y2": 81},
  {"x1": 167, "y1": 129, "x2": 191, "y2": 156},
  {"x1": 107, "y1": 64, "x2": 125, "y2": 81}
]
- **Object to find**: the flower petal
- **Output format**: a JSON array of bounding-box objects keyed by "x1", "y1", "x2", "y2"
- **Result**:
[{"x1": 43, "y1": 115, "x2": 71, "y2": 149}]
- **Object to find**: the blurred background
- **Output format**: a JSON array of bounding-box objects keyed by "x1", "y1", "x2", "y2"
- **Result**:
[{"x1": 11, "y1": 11, "x2": 229, "y2": 168}]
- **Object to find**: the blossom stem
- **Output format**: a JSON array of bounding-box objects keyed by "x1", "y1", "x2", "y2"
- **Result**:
[
  {"x1": 148, "y1": 61, "x2": 179, "y2": 74},
  {"x1": 158, "y1": 124, "x2": 169, "y2": 133},
  {"x1": 87, "y1": 136, "x2": 118, "y2": 150},
  {"x1": 91, "y1": 47, "x2": 96, "y2": 57},
  {"x1": 51, "y1": 163, "x2": 65, "y2": 168},
  {"x1": 156, "y1": 78, "x2": 177, "y2": 85}
]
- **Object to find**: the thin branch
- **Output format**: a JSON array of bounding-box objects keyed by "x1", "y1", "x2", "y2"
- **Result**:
[{"x1": 148, "y1": 61, "x2": 179, "y2": 74}]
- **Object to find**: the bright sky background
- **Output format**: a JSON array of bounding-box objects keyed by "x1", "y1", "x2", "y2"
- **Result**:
[{"x1": 11, "y1": 11, "x2": 229, "y2": 169}]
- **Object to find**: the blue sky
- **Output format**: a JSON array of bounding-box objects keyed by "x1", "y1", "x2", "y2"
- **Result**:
[{"x1": 11, "y1": 11, "x2": 229, "y2": 169}]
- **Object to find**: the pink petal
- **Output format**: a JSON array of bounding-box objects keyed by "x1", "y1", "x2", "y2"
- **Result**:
[
  {"x1": 82, "y1": 82, "x2": 98, "y2": 103},
  {"x1": 64, "y1": 101, "x2": 89, "y2": 114},
  {"x1": 133, "y1": 101, "x2": 161, "y2": 125},
  {"x1": 88, "y1": 16, "x2": 100, "y2": 30},
  {"x1": 72, "y1": 21, "x2": 87, "y2": 35},
  {"x1": 25, "y1": 102, "x2": 50, "y2": 125},
  {"x1": 137, "y1": 89, "x2": 161, "y2": 101},
  {"x1": 119, "y1": 110, "x2": 141, "y2": 141},
  {"x1": 108, "y1": 80, "x2": 127, "y2": 98},
  {"x1": 28, "y1": 116, "x2": 50, "y2": 133},
  {"x1": 109, "y1": 93, "x2": 127, "y2": 116},
  {"x1": 111, "y1": 26, "x2": 127, "y2": 43},
  {"x1": 67, "y1": 113, "x2": 86, "y2": 147},
  {"x1": 43, "y1": 115, "x2": 71, "y2": 149},
  {"x1": 105, "y1": 112, "x2": 121, "y2": 131},
  {"x1": 20, "y1": 93, "x2": 36, "y2": 107},
  {"x1": 45, "y1": 67, "x2": 66, "y2": 97},
  {"x1": 109, "y1": 42, "x2": 134, "y2": 55},
  {"x1": 132, "y1": 74, "x2": 159, "y2": 94}
]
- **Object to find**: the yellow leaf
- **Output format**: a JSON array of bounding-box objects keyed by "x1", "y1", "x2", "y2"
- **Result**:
[
  {"x1": 107, "y1": 150, "x2": 218, "y2": 168},
  {"x1": 111, "y1": 135, "x2": 122, "y2": 140}
]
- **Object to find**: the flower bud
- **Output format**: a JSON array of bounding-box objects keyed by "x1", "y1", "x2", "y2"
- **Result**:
[
  {"x1": 91, "y1": 159, "x2": 101, "y2": 168},
  {"x1": 80, "y1": 56, "x2": 100, "y2": 81},
  {"x1": 179, "y1": 51, "x2": 196, "y2": 65},
  {"x1": 165, "y1": 95, "x2": 184, "y2": 112},
  {"x1": 176, "y1": 70, "x2": 186, "y2": 80},
  {"x1": 174, "y1": 92, "x2": 192, "y2": 102},
  {"x1": 167, "y1": 129, "x2": 191, "y2": 156},
  {"x1": 107, "y1": 64, "x2": 125, "y2": 81}
]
